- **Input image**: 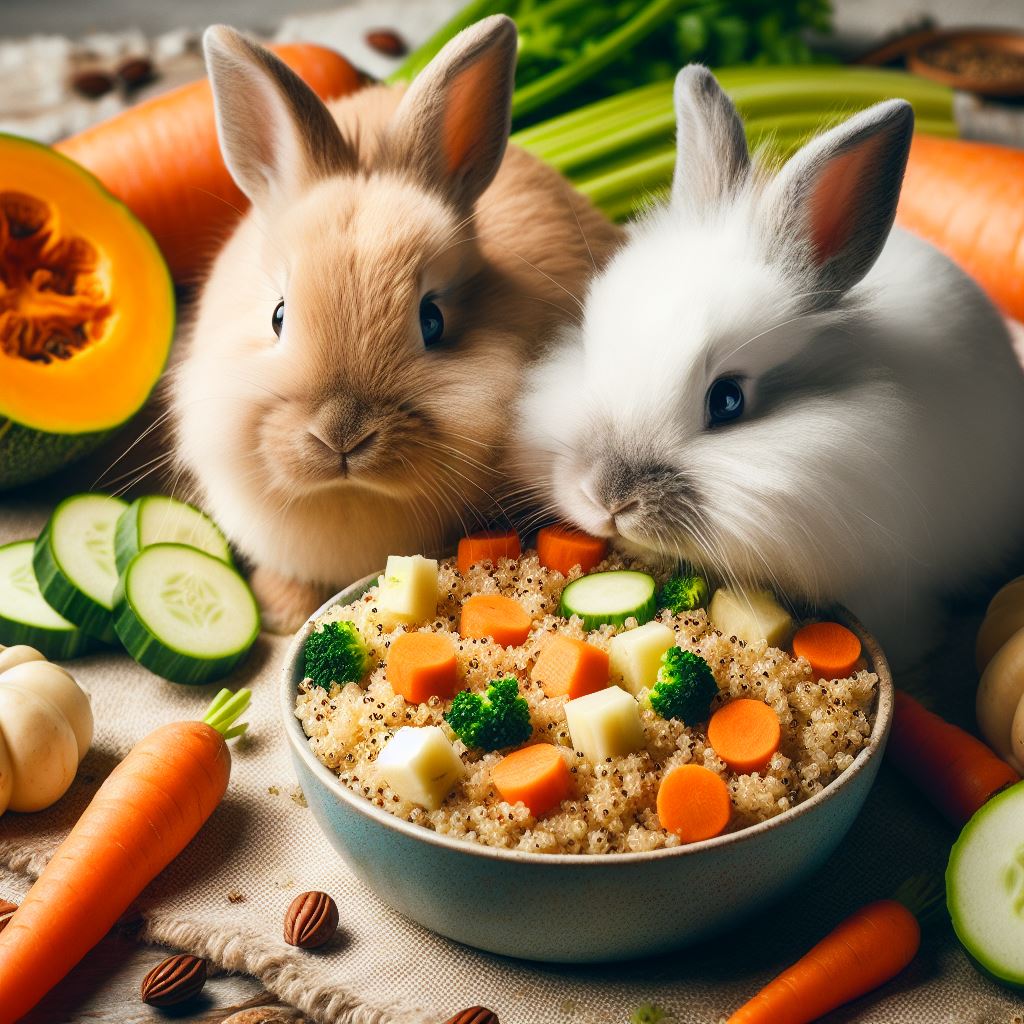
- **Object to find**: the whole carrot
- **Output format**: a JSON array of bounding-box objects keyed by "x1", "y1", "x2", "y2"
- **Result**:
[
  {"x1": 727, "y1": 897, "x2": 922, "y2": 1024},
  {"x1": 888, "y1": 689, "x2": 1019, "y2": 827},
  {"x1": 897, "y1": 134, "x2": 1024, "y2": 322},
  {"x1": 0, "y1": 689, "x2": 250, "y2": 1023},
  {"x1": 56, "y1": 44, "x2": 364, "y2": 283}
]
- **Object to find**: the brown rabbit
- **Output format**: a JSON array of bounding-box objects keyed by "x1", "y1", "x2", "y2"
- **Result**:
[{"x1": 171, "y1": 16, "x2": 621, "y2": 632}]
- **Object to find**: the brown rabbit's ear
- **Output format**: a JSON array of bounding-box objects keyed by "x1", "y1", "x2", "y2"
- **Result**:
[
  {"x1": 383, "y1": 14, "x2": 517, "y2": 211},
  {"x1": 203, "y1": 25, "x2": 355, "y2": 207}
]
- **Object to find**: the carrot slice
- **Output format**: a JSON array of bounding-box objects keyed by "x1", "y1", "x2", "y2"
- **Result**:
[
  {"x1": 707, "y1": 699, "x2": 781, "y2": 774},
  {"x1": 792, "y1": 621, "x2": 862, "y2": 679},
  {"x1": 460, "y1": 594, "x2": 532, "y2": 648},
  {"x1": 387, "y1": 632, "x2": 458, "y2": 704},
  {"x1": 457, "y1": 529, "x2": 521, "y2": 576},
  {"x1": 537, "y1": 524, "x2": 608, "y2": 578},
  {"x1": 530, "y1": 635, "x2": 609, "y2": 699},
  {"x1": 492, "y1": 743, "x2": 572, "y2": 817},
  {"x1": 657, "y1": 763, "x2": 731, "y2": 842}
]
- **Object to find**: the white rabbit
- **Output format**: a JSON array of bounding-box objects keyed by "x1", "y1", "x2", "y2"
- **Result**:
[
  {"x1": 171, "y1": 17, "x2": 620, "y2": 632},
  {"x1": 513, "y1": 65, "x2": 1024, "y2": 665}
]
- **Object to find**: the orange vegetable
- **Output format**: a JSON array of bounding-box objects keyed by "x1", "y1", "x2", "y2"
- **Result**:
[
  {"x1": 537, "y1": 524, "x2": 608, "y2": 578},
  {"x1": 0, "y1": 689, "x2": 249, "y2": 1023},
  {"x1": 656, "y1": 763, "x2": 731, "y2": 842},
  {"x1": 897, "y1": 134, "x2": 1024, "y2": 321},
  {"x1": 457, "y1": 529, "x2": 521, "y2": 576},
  {"x1": 707, "y1": 699, "x2": 781, "y2": 774},
  {"x1": 492, "y1": 743, "x2": 572, "y2": 817},
  {"x1": 530, "y1": 634, "x2": 609, "y2": 700},
  {"x1": 56, "y1": 44, "x2": 364, "y2": 283},
  {"x1": 727, "y1": 898, "x2": 920, "y2": 1024},
  {"x1": 792, "y1": 621, "x2": 861, "y2": 679},
  {"x1": 888, "y1": 689, "x2": 1019, "y2": 827},
  {"x1": 460, "y1": 594, "x2": 532, "y2": 647},
  {"x1": 387, "y1": 631, "x2": 458, "y2": 703}
]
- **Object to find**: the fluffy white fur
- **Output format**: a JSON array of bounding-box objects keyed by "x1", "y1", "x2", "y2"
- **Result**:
[{"x1": 514, "y1": 66, "x2": 1024, "y2": 665}]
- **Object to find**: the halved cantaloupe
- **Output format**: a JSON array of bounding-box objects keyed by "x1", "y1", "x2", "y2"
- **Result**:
[{"x1": 0, "y1": 134, "x2": 174, "y2": 490}]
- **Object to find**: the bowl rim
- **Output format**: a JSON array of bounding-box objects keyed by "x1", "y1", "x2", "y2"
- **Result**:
[{"x1": 280, "y1": 572, "x2": 894, "y2": 867}]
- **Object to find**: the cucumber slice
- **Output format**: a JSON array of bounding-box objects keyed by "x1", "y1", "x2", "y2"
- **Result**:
[
  {"x1": 113, "y1": 543, "x2": 260, "y2": 685},
  {"x1": 115, "y1": 495, "x2": 231, "y2": 575},
  {"x1": 0, "y1": 541, "x2": 94, "y2": 659},
  {"x1": 560, "y1": 570, "x2": 657, "y2": 630},
  {"x1": 948, "y1": 779, "x2": 1024, "y2": 987},
  {"x1": 33, "y1": 493, "x2": 128, "y2": 645}
]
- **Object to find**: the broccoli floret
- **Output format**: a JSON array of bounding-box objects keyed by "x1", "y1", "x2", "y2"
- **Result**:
[
  {"x1": 444, "y1": 676, "x2": 532, "y2": 751},
  {"x1": 659, "y1": 571, "x2": 709, "y2": 613},
  {"x1": 303, "y1": 620, "x2": 367, "y2": 689},
  {"x1": 629, "y1": 1006, "x2": 670, "y2": 1024},
  {"x1": 649, "y1": 647, "x2": 718, "y2": 723}
]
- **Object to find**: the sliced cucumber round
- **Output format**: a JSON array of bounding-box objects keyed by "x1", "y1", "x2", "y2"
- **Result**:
[
  {"x1": 115, "y1": 495, "x2": 231, "y2": 575},
  {"x1": 33, "y1": 493, "x2": 128, "y2": 645},
  {"x1": 0, "y1": 541, "x2": 94, "y2": 659},
  {"x1": 948, "y1": 779, "x2": 1024, "y2": 987},
  {"x1": 560, "y1": 570, "x2": 657, "y2": 630},
  {"x1": 113, "y1": 543, "x2": 260, "y2": 685}
]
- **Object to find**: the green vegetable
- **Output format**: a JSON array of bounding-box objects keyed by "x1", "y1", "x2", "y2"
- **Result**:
[
  {"x1": 659, "y1": 570, "x2": 709, "y2": 613},
  {"x1": 33, "y1": 492, "x2": 129, "y2": 645},
  {"x1": 304, "y1": 620, "x2": 368, "y2": 689},
  {"x1": 649, "y1": 647, "x2": 717, "y2": 722},
  {"x1": 629, "y1": 1005, "x2": 670, "y2": 1024},
  {"x1": 444, "y1": 676, "x2": 532, "y2": 750},
  {"x1": 390, "y1": 0, "x2": 832, "y2": 129},
  {"x1": 112, "y1": 543, "x2": 260, "y2": 685},
  {"x1": 560, "y1": 570, "x2": 657, "y2": 630},
  {"x1": 115, "y1": 495, "x2": 231, "y2": 575},
  {"x1": 947, "y1": 779, "x2": 1024, "y2": 986}
]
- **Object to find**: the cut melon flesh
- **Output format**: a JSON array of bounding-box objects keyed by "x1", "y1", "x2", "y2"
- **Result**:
[{"x1": 948, "y1": 779, "x2": 1024, "y2": 986}]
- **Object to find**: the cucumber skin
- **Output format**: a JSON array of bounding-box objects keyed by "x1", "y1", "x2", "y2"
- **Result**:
[
  {"x1": 559, "y1": 573, "x2": 658, "y2": 631},
  {"x1": 947, "y1": 778, "x2": 1024, "y2": 988},
  {"x1": 112, "y1": 546, "x2": 259, "y2": 686},
  {"x1": 0, "y1": 609, "x2": 96, "y2": 660},
  {"x1": 33, "y1": 516, "x2": 119, "y2": 646},
  {"x1": 114, "y1": 497, "x2": 232, "y2": 576}
]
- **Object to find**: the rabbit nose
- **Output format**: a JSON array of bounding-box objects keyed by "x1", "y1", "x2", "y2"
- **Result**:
[{"x1": 339, "y1": 429, "x2": 379, "y2": 475}]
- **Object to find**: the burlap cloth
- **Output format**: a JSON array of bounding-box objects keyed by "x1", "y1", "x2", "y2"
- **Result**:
[{"x1": 1, "y1": 478, "x2": 1023, "y2": 1024}]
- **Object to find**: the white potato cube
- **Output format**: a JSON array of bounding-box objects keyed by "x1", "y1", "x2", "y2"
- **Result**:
[
  {"x1": 377, "y1": 555, "x2": 439, "y2": 627},
  {"x1": 709, "y1": 587, "x2": 794, "y2": 648},
  {"x1": 608, "y1": 621, "x2": 675, "y2": 696},
  {"x1": 375, "y1": 726, "x2": 462, "y2": 810},
  {"x1": 564, "y1": 685, "x2": 644, "y2": 763}
]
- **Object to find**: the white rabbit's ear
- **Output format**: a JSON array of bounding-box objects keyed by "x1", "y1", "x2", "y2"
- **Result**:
[
  {"x1": 384, "y1": 14, "x2": 517, "y2": 211},
  {"x1": 203, "y1": 25, "x2": 355, "y2": 207},
  {"x1": 760, "y1": 99, "x2": 914, "y2": 304},
  {"x1": 671, "y1": 65, "x2": 750, "y2": 217}
]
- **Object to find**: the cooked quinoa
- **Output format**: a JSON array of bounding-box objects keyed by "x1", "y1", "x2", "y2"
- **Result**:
[{"x1": 295, "y1": 551, "x2": 877, "y2": 855}]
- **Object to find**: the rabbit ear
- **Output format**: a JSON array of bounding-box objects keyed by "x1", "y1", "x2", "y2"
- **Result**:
[
  {"x1": 671, "y1": 65, "x2": 750, "y2": 217},
  {"x1": 384, "y1": 14, "x2": 517, "y2": 211},
  {"x1": 203, "y1": 25, "x2": 355, "y2": 207},
  {"x1": 760, "y1": 99, "x2": 914, "y2": 304}
]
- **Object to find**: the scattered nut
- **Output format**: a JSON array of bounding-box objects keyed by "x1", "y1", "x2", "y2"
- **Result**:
[
  {"x1": 71, "y1": 70, "x2": 115, "y2": 99},
  {"x1": 117, "y1": 56, "x2": 155, "y2": 88},
  {"x1": 365, "y1": 29, "x2": 408, "y2": 58},
  {"x1": 140, "y1": 953, "x2": 207, "y2": 1007},
  {"x1": 442, "y1": 1009, "x2": 499, "y2": 1024},
  {"x1": 283, "y1": 890, "x2": 338, "y2": 949},
  {"x1": 0, "y1": 899, "x2": 17, "y2": 934}
]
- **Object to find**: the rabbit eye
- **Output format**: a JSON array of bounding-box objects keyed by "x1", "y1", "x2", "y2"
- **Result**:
[
  {"x1": 419, "y1": 298, "x2": 444, "y2": 347},
  {"x1": 272, "y1": 300, "x2": 285, "y2": 338},
  {"x1": 707, "y1": 378, "x2": 744, "y2": 426}
]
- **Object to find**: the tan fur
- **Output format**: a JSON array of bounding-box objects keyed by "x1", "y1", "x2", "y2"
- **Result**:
[{"x1": 174, "y1": 22, "x2": 621, "y2": 632}]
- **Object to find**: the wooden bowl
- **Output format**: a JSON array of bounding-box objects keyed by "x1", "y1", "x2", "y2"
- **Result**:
[{"x1": 908, "y1": 28, "x2": 1024, "y2": 98}]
